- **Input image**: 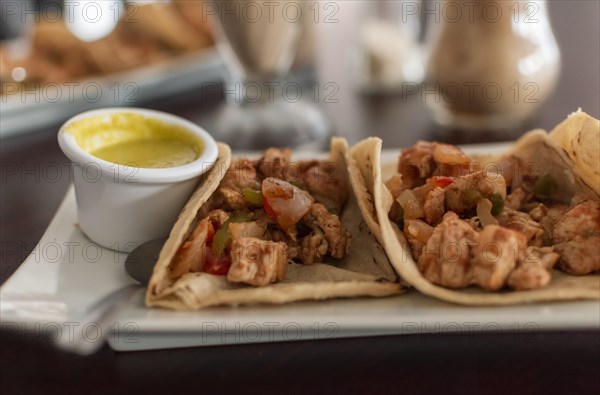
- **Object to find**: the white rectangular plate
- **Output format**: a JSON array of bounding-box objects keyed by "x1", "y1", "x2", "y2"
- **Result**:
[{"x1": 1, "y1": 145, "x2": 598, "y2": 353}]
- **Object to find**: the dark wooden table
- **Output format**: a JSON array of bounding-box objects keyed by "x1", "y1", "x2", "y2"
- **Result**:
[{"x1": 1, "y1": 2, "x2": 599, "y2": 394}]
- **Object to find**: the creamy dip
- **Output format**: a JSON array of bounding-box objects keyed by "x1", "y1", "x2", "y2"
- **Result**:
[{"x1": 65, "y1": 112, "x2": 204, "y2": 168}]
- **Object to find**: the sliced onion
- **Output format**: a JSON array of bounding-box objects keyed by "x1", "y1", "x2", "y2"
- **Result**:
[
  {"x1": 262, "y1": 177, "x2": 314, "y2": 238},
  {"x1": 397, "y1": 189, "x2": 424, "y2": 219},
  {"x1": 385, "y1": 174, "x2": 405, "y2": 200},
  {"x1": 476, "y1": 198, "x2": 498, "y2": 227}
]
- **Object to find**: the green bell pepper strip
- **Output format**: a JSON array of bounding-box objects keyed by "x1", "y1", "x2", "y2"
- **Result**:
[{"x1": 211, "y1": 216, "x2": 254, "y2": 256}]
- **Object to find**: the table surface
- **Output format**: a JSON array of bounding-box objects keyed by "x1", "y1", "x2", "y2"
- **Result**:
[{"x1": 1, "y1": 2, "x2": 599, "y2": 394}]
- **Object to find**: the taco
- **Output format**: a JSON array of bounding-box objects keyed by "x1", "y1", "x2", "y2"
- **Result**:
[
  {"x1": 146, "y1": 138, "x2": 402, "y2": 309},
  {"x1": 348, "y1": 110, "x2": 599, "y2": 305}
]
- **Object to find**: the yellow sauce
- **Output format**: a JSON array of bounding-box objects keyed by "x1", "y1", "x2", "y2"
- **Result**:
[
  {"x1": 65, "y1": 112, "x2": 204, "y2": 168},
  {"x1": 91, "y1": 139, "x2": 198, "y2": 168}
]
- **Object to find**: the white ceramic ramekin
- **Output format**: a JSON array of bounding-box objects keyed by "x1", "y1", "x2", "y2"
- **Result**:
[{"x1": 58, "y1": 108, "x2": 218, "y2": 252}]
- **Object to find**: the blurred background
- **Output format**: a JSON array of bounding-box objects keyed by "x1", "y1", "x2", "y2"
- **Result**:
[{"x1": 1, "y1": 0, "x2": 599, "y2": 146}]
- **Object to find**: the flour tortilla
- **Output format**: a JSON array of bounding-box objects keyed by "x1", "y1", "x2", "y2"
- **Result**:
[
  {"x1": 146, "y1": 138, "x2": 403, "y2": 310},
  {"x1": 348, "y1": 113, "x2": 600, "y2": 305},
  {"x1": 486, "y1": 110, "x2": 599, "y2": 203},
  {"x1": 548, "y1": 109, "x2": 600, "y2": 198}
]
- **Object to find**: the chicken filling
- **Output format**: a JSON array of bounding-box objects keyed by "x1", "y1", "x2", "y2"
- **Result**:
[
  {"x1": 169, "y1": 149, "x2": 352, "y2": 287},
  {"x1": 387, "y1": 141, "x2": 599, "y2": 291}
]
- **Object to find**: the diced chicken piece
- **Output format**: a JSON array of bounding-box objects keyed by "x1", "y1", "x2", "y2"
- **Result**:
[
  {"x1": 497, "y1": 209, "x2": 544, "y2": 247},
  {"x1": 300, "y1": 231, "x2": 329, "y2": 265},
  {"x1": 444, "y1": 170, "x2": 506, "y2": 214},
  {"x1": 207, "y1": 209, "x2": 229, "y2": 227},
  {"x1": 403, "y1": 219, "x2": 434, "y2": 261},
  {"x1": 423, "y1": 187, "x2": 445, "y2": 224},
  {"x1": 218, "y1": 159, "x2": 261, "y2": 210},
  {"x1": 229, "y1": 221, "x2": 266, "y2": 241},
  {"x1": 418, "y1": 212, "x2": 478, "y2": 288},
  {"x1": 227, "y1": 238, "x2": 288, "y2": 287},
  {"x1": 507, "y1": 247, "x2": 558, "y2": 291},
  {"x1": 527, "y1": 203, "x2": 548, "y2": 222},
  {"x1": 218, "y1": 188, "x2": 247, "y2": 210},
  {"x1": 552, "y1": 200, "x2": 600, "y2": 275},
  {"x1": 505, "y1": 187, "x2": 530, "y2": 210},
  {"x1": 221, "y1": 159, "x2": 261, "y2": 191},
  {"x1": 398, "y1": 141, "x2": 435, "y2": 188},
  {"x1": 538, "y1": 204, "x2": 569, "y2": 245},
  {"x1": 303, "y1": 204, "x2": 351, "y2": 259},
  {"x1": 300, "y1": 160, "x2": 349, "y2": 213},
  {"x1": 472, "y1": 225, "x2": 525, "y2": 291},
  {"x1": 546, "y1": 204, "x2": 569, "y2": 223},
  {"x1": 197, "y1": 192, "x2": 232, "y2": 219},
  {"x1": 507, "y1": 265, "x2": 552, "y2": 291},
  {"x1": 522, "y1": 246, "x2": 560, "y2": 270},
  {"x1": 257, "y1": 148, "x2": 291, "y2": 179},
  {"x1": 270, "y1": 228, "x2": 300, "y2": 260}
]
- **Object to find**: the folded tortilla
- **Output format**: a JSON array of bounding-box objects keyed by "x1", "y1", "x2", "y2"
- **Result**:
[
  {"x1": 549, "y1": 109, "x2": 600, "y2": 198},
  {"x1": 146, "y1": 138, "x2": 403, "y2": 310},
  {"x1": 348, "y1": 111, "x2": 600, "y2": 305}
]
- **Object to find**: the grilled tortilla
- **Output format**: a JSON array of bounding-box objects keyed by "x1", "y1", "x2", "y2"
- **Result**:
[
  {"x1": 146, "y1": 138, "x2": 402, "y2": 310},
  {"x1": 348, "y1": 110, "x2": 599, "y2": 305}
]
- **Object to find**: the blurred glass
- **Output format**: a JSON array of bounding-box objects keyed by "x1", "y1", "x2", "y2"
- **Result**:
[
  {"x1": 425, "y1": 0, "x2": 561, "y2": 131},
  {"x1": 208, "y1": 0, "x2": 330, "y2": 149},
  {"x1": 355, "y1": 0, "x2": 424, "y2": 93}
]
